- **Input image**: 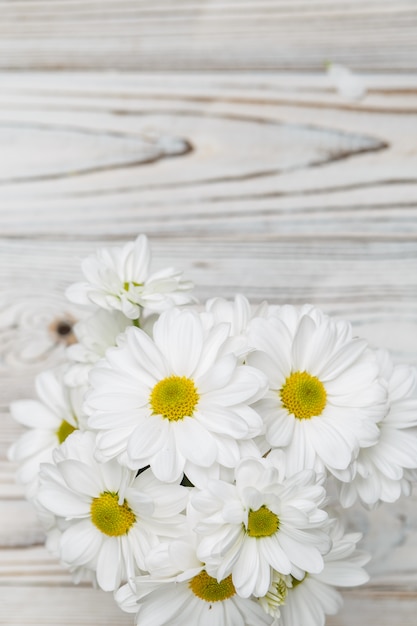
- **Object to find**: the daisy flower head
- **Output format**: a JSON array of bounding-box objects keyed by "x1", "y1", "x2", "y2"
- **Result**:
[
  {"x1": 260, "y1": 516, "x2": 370, "y2": 626},
  {"x1": 85, "y1": 307, "x2": 268, "y2": 486},
  {"x1": 246, "y1": 305, "x2": 386, "y2": 480},
  {"x1": 36, "y1": 430, "x2": 188, "y2": 591},
  {"x1": 66, "y1": 234, "x2": 195, "y2": 320},
  {"x1": 190, "y1": 455, "x2": 330, "y2": 599},
  {"x1": 116, "y1": 573, "x2": 274, "y2": 626},
  {"x1": 7, "y1": 367, "x2": 86, "y2": 498},
  {"x1": 338, "y1": 350, "x2": 417, "y2": 508},
  {"x1": 115, "y1": 538, "x2": 274, "y2": 626}
]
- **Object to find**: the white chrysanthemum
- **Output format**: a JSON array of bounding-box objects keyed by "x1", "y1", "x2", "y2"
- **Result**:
[
  {"x1": 36, "y1": 430, "x2": 188, "y2": 591},
  {"x1": 261, "y1": 517, "x2": 369, "y2": 626},
  {"x1": 64, "y1": 308, "x2": 133, "y2": 386},
  {"x1": 66, "y1": 234, "x2": 195, "y2": 319},
  {"x1": 115, "y1": 544, "x2": 274, "y2": 626},
  {"x1": 190, "y1": 455, "x2": 330, "y2": 599},
  {"x1": 338, "y1": 350, "x2": 417, "y2": 507},
  {"x1": 246, "y1": 305, "x2": 386, "y2": 480},
  {"x1": 8, "y1": 367, "x2": 86, "y2": 498},
  {"x1": 39, "y1": 512, "x2": 98, "y2": 586},
  {"x1": 85, "y1": 308, "x2": 267, "y2": 485},
  {"x1": 204, "y1": 295, "x2": 269, "y2": 359},
  {"x1": 34, "y1": 490, "x2": 100, "y2": 587}
]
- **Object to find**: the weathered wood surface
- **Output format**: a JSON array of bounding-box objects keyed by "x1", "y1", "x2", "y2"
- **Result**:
[
  {"x1": 0, "y1": 0, "x2": 417, "y2": 72},
  {"x1": 1, "y1": 2, "x2": 417, "y2": 623}
]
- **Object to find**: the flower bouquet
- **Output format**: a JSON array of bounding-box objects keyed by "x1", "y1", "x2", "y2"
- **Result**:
[{"x1": 9, "y1": 234, "x2": 417, "y2": 626}]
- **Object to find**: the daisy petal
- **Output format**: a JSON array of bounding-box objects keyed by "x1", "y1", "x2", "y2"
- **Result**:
[{"x1": 174, "y1": 418, "x2": 217, "y2": 467}]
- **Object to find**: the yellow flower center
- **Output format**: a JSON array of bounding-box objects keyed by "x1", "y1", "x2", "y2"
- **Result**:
[
  {"x1": 247, "y1": 505, "x2": 280, "y2": 537},
  {"x1": 291, "y1": 574, "x2": 306, "y2": 588},
  {"x1": 189, "y1": 571, "x2": 236, "y2": 602},
  {"x1": 123, "y1": 281, "x2": 143, "y2": 291},
  {"x1": 267, "y1": 577, "x2": 289, "y2": 607},
  {"x1": 259, "y1": 573, "x2": 292, "y2": 617},
  {"x1": 56, "y1": 420, "x2": 76, "y2": 444},
  {"x1": 276, "y1": 578, "x2": 288, "y2": 600},
  {"x1": 90, "y1": 492, "x2": 136, "y2": 536},
  {"x1": 280, "y1": 371, "x2": 327, "y2": 420},
  {"x1": 150, "y1": 375, "x2": 199, "y2": 421}
]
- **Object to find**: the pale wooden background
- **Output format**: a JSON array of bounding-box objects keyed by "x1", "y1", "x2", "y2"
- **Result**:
[{"x1": 1, "y1": 1, "x2": 417, "y2": 624}]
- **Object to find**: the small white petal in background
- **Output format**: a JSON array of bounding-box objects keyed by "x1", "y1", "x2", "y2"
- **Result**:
[
  {"x1": 64, "y1": 308, "x2": 133, "y2": 387},
  {"x1": 204, "y1": 294, "x2": 269, "y2": 360},
  {"x1": 326, "y1": 63, "x2": 367, "y2": 101}
]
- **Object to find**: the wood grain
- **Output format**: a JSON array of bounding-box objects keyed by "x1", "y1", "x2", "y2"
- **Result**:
[
  {"x1": 1, "y1": 12, "x2": 417, "y2": 623},
  {"x1": 0, "y1": 1, "x2": 416, "y2": 71}
]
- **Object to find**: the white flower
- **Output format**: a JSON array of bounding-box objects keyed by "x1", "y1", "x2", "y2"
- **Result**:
[
  {"x1": 204, "y1": 295, "x2": 269, "y2": 359},
  {"x1": 262, "y1": 517, "x2": 369, "y2": 626},
  {"x1": 190, "y1": 455, "x2": 330, "y2": 598},
  {"x1": 64, "y1": 308, "x2": 133, "y2": 386},
  {"x1": 338, "y1": 350, "x2": 417, "y2": 507},
  {"x1": 43, "y1": 518, "x2": 98, "y2": 586},
  {"x1": 36, "y1": 430, "x2": 188, "y2": 591},
  {"x1": 0, "y1": 292, "x2": 84, "y2": 371},
  {"x1": 85, "y1": 307, "x2": 267, "y2": 485},
  {"x1": 246, "y1": 305, "x2": 386, "y2": 480},
  {"x1": 66, "y1": 234, "x2": 195, "y2": 319},
  {"x1": 8, "y1": 367, "x2": 86, "y2": 498},
  {"x1": 115, "y1": 542, "x2": 274, "y2": 626}
]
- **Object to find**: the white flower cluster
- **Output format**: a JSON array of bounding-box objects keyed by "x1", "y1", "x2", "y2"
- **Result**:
[{"x1": 9, "y1": 235, "x2": 417, "y2": 626}]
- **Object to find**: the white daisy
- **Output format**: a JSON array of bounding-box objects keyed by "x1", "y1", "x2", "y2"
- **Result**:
[
  {"x1": 260, "y1": 517, "x2": 370, "y2": 626},
  {"x1": 64, "y1": 308, "x2": 133, "y2": 387},
  {"x1": 8, "y1": 367, "x2": 86, "y2": 498},
  {"x1": 338, "y1": 350, "x2": 417, "y2": 507},
  {"x1": 190, "y1": 455, "x2": 330, "y2": 599},
  {"x1": 66, "y1": 234, "x2": 195, "y2": 320},
  {"x1": 246, "y1": 305, "x2": 386, "y2": 480},
  {"x1": 115, "y1": 547, "x2": 274, "y2": 626},
  {"x1": 85, "y1": 307, "x2": 267, "y2": 485},
  {"x1": 36, "y1": 430, "x2": 188, "y2": 591},
  {"x1": 204, "y1": 295, "x2": 269, "y2": 359}
]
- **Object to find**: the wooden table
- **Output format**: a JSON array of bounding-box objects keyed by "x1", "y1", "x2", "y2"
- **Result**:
[{"x1": 1, "y1": 2, "x2": 417, "y2": 624}]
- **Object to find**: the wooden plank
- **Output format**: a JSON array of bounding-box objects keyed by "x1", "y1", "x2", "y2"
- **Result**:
[
  {"x1": 0, "y1": 73, "x2": 416, "y2": 240},
  {"x1": 0, "y1": 585, "x2": 132, "y2": 625},
  {"x1": 327, "y1": 591, "x2": 417, "y2": 625},
  {"x1": 0, "y1": 1, "x2": 416, "y2": 71},
  {"x1": 2, "y1": 585, "x2": 417, "y2": 625}
]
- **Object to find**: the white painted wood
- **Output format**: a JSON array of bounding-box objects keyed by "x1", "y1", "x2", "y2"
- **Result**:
[
  {"x1": 0, "y1": 9, "x2": 417, "y2": 622},
  {"x1": 0, "y1": 585, "x2": 133, "y2": 625},
  {"x1": 0, "y1": 1, "x2": 416, "y2": 71}
]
